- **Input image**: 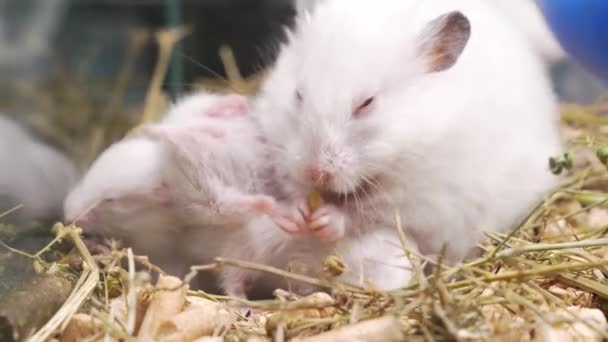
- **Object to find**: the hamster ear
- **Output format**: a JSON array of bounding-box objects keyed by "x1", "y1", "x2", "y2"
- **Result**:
[{"x1": 417, "y1": 11, "x2": 471, "y2": 73}]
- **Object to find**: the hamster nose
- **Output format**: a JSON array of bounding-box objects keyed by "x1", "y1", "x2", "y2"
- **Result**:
[{"x1": 304, "y1": 165, "x2": 332, "y2": 186}]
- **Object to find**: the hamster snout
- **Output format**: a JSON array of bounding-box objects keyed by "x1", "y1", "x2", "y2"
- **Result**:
[
  {"x1": 299, "y1": 155, "x2": 383, "y2": 208},
  {"x1": 303, "y1": 164, "x2": 333, "y2": 187},
  {"x1": 295, "y1": 143, "x2": 366, "y2": 199}
]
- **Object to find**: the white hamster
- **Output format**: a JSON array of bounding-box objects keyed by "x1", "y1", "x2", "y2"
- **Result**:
[
  {"x1": 240, "y1": 0, "x2": 563, "y2": 292},
  {"x1": 0, "y1": 115, "x2": 77, "y2": 224}
]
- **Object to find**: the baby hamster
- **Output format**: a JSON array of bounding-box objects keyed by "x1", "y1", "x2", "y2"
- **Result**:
[
  {"x1": 142, "y1": 93, "x2": 279, "y2": 230},
  {"x1": 63, "y1": 92, "x2": 276, "y2": 278}
]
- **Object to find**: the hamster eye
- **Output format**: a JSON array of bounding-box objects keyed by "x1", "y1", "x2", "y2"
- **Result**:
[
  {"x1": 353, "y1": 96, "x2": 375, "y2": 118},
  {"x1": 295, "y1": 90, "x2": 303, "y2": 103}
]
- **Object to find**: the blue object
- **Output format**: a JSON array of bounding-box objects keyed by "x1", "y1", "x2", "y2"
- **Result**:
[{"x1": 538, "y1": 0, "x2": 608, "y2": 86}]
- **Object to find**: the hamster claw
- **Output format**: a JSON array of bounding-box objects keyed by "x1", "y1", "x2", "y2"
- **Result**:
[
  {"x1": 307, "y1": 205, "x2": 346, "y2": 243},
  {"x1": 261, "y1": 200, "x2": 309, "y2": 235},
  {"x1": 271, "y1": 214, "x2": 305, "y2": 235},
  {"x1": 297, "y1": 201, "x2": 312, "y2": 219},
  {"x1": 269, "y1": 201, "x2": 345, "y2": 241}
]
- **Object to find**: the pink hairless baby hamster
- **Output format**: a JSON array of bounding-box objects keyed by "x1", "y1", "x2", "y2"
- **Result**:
[
  {"x1": 141, "y1": 93, "x2": 279, "y2": 230},
  {"x1": 62, "y1": 92, "x2": 277, "y2": 278},
  {"x1": 246, "y1": 0, "x2": 563, "y2": 291},
  {"x1": 141, "y1": 93, "x2": 286, "y2": 285}
]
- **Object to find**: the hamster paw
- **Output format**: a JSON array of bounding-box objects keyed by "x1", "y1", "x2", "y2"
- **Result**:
[
  {"x1": 266, "y1": 201, "x2": 309, "y2": 235},
  {"x1": 270, "y1": 213, "x2": 306, "y2": 235},
  {"x1": 269, "y1": 202, "x2": 346, "y2": 241},
  {"x1": 307, "y1": 205, "x2": 346, "y2": 243}
]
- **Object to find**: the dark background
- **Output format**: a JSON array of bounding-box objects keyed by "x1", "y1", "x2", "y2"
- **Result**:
[
  {"x1": 55, "y1": 0, "x2": 297, "y2": 97},
  {"x1": 0, "y1": 0, "x2": 603, "y2": 102}
]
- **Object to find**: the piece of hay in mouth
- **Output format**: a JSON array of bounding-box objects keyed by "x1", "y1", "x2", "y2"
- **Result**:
[{"x1": 308, "y1": 189, "x2": 323, "y2": 211}]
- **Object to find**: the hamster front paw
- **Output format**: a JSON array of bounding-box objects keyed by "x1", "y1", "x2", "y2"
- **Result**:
[
  {"x1": 306, "y1": 204, "x2": 346, "y2": 242},
  {"x1": 267, "y1": 201, "x2": 347, "y2": 242},
  {"x1": 268, "y1": 202, "x2": 308, "y2": 235}
]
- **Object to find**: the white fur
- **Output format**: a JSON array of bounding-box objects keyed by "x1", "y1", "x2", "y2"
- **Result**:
[
  {"x1": 160, "y1": 92, "x2": 226, "y2": 125},
  {"x1": 488, "y1": 0, "x2": 565, "y2": 64},
  {"x1": 62, "y1": 134, "x2": 187, "y2": 272},
  {"x1": 240, "y1": 0, "x2": 563, "y2": 292},
  {"x1": 0, "y1": 116, "x2": 77, "y2": 224},
  {"x1": 294, "y1": 0, "x2": 565, "y2": 64},
  {"x1": 294, "y1": 0, "x2": 323, "y2": 16},
  {"x1": 219, "y1": 216, "x2": 416, "y2": 298},
  {"x1": 158, "y1": 110, "x2": 270, "y2": 227},
  {"x1": 63, "y1": 136, "x2": 171, "y2": 237}
]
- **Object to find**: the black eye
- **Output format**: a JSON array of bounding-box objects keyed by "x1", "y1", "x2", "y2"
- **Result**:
[
  {"x1": 353, "y1": 96, "x2": 375, "y2": 117},
  {"x1": 360, "y1": 97, "x2": 374, "y2": 108},
  {"x1": 295, "y1": 90, "x2": 303, "y2": 102}
]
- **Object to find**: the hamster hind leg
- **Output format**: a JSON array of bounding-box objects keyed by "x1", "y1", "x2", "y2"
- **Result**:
[{"x1": 337, "y1": 228, "x2": 415, "y2": 291}]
